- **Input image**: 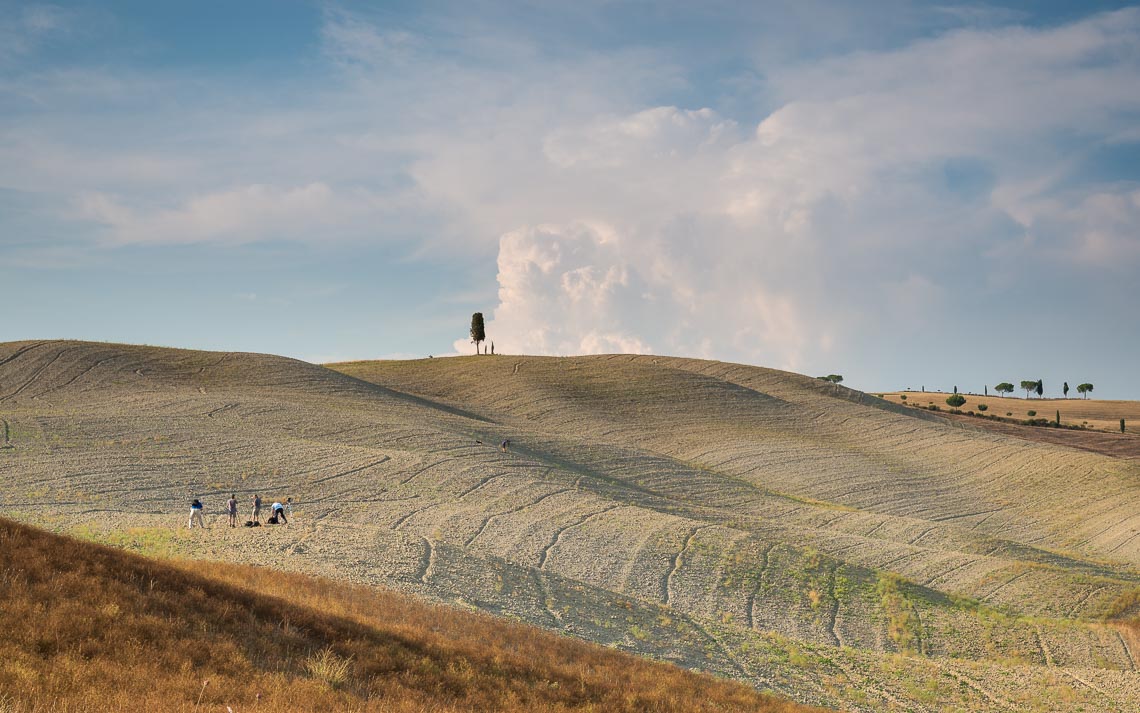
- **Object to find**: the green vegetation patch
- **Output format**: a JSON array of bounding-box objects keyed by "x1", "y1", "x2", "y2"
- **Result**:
[
  {"x1": 876, "y1": 573, "x2": 926, "y2": 655},
  {"x1": 70, "y1": 524, "x2": 185, "y2": 559}
]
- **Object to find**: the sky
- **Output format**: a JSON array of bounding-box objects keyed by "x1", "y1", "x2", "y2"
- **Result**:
[{"x1": 3, "y1": 1, "x2": 1139, "y2": 398}]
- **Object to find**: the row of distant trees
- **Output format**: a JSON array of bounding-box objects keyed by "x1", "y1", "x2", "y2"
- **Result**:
[{"x1": 990, "y1": 380, "x2": 1094, "y2": 399}]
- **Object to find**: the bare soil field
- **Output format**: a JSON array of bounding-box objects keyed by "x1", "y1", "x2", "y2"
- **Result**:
[{"x1": 3, "y1": 340, "x2": 1140, "y2": 712}]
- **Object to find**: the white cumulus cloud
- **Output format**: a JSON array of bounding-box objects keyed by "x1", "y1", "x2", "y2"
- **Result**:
[{"x1": 452, "y1": 9, "x2": 1140, "y2": 370}]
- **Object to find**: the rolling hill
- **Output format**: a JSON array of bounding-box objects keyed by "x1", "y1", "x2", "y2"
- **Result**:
[{"x1": 2, "y1": 340, "x2": 1140, "y2": 712}]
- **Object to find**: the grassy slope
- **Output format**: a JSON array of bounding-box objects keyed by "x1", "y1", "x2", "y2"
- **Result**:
[{"x1": 0, "y1": 517, "x2": 820, "y2": 713}]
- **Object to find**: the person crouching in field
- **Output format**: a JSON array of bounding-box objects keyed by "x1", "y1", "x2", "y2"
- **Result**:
[
  {"x1": 188, "y1": 498, "x2": 206, "y2": 529},
  {"x1": 227, "y1": 493, "x2": 238, "y2": 528},
  {"x1": 270, "y1": 500, "x2": 288, "y2": 525}
]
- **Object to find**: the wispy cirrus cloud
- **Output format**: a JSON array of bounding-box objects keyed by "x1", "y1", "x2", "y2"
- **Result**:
[
  {"x1": 76, "y1": 182, "x2": 427, "y2": 246},
  {"x1": 0, "y1": 4, "x2": 75, "y2": 62}
]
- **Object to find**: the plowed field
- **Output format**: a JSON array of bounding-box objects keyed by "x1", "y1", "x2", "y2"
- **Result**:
[{"x1": 2, "y1": 340, "x2": 1139, "y2": 712}]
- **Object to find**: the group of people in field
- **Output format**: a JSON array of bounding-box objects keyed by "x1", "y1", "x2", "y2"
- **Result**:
[
  {"x1": 188, "y1": 493, "x2": 293, "y2": 529},
  {"x1": 186, "y1": 439, "x2": 516, "y2": 529}
]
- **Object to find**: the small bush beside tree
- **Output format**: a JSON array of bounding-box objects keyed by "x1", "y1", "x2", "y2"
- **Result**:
[{"x1": 946, "y1": 394, "x2": 966, "y2": 409}]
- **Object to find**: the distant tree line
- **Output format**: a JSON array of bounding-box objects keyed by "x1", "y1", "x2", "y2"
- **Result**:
[
  {"x1": 913, "y1": 379, "x2": 1097, "y2": 400},
  {"x1": 987, "y1": 379, "x2": 1095, "y2": 399}
]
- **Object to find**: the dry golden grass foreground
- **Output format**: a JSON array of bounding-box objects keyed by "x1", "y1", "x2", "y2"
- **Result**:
[{"x1": 0, "y1": 517, "x2": 824, "y2": 713}]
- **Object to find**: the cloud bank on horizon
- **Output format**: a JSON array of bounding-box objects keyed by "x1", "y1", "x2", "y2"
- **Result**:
[{"x1": 2, "y1": 1, "x2": 1139, "y2": 394}]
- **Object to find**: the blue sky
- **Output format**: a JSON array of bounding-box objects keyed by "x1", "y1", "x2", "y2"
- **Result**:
[{"x1": 3, "y1": 1, "x2": 1139, "y2": 398}]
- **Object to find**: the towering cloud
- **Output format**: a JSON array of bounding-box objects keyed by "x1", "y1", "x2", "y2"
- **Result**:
[{"x1": 450, "y1": 9, "x2": 1140, "y2": 374}]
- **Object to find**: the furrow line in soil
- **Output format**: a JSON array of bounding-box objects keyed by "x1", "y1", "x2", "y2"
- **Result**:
[
  {"x1": 0, "y1": 347, "x2": 77, "y2": 403},
  {"x1": 746, "y1": 542, "x2": 776, "y2": 631},
  {"x1": 537, "y1": 505, "x2": 621, "y2": 570},
  {"x1": 464, "y1": 487, "x2": 575, "y2": 548},
  {"x1": 663, "y1": 524, "x2": 713, "y2": 607}
]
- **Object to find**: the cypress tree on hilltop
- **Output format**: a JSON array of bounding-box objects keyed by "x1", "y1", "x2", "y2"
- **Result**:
[{"x1": 470, "y1": 313, "x2": 486, "y2": 355}]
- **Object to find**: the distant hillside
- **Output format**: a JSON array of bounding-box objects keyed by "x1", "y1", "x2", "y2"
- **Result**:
[
  {"x1": 3, "y1": 340, "x2": 1140, "y2": 712},
  {"x1": 878, "y1": 391, "x2": 1140, "y2": 459},
  {"x1": 880, "y1": 390, "x2": 1140, "y2": 431},
  {"x1": 0, "y1": 517, "x2": 818, "y2": 712}
]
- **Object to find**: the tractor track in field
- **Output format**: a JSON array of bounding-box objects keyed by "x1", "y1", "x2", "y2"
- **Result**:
[
  {"x1": 537, "y1": 505, "x2": 621, "y2": 570},
  {"x1": 0, "y1": 346, "x2": 78, "y2": 403},
  {"x1": 664, "y1": 524, "x2": 714, "y2": 606},
  {"x1": 746, "y1": 542, "x2": 776, "y2": 632}
]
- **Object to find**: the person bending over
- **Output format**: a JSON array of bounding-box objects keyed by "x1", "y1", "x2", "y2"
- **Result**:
[{"x1": 188, "y1": 498, "x2": 206, "y2": 529}]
